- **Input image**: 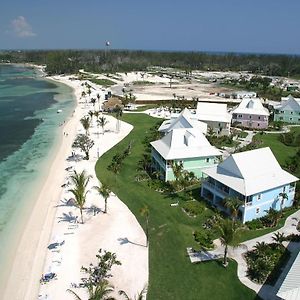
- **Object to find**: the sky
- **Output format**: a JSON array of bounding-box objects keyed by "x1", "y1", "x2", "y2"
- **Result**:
[{"x1": 1, "y1": 0, "x2": 300, "y2": 54}]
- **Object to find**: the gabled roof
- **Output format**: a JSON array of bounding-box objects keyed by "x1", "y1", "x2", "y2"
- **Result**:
[
  {"x1": 196, "y1": 102, "x2": 232, "y2": 123},
  {"x1": 277, "y1": 250, "x2": 300, "y2": 300},
  {"x1": 151, "y1": 128, "x2": 221, "y2": 160},
  {"x1": 203, "y1": 147, "x2": 298, "y2": 196},
  {"x1": 275, "y1": 95, "x2": 300, "y2": 111},
  {"x1": 232, "y1": 98, "x2": 269, "y2": 116},
  {"x1": 158, "y1": 108, "x2": 207, "y2": 134}
]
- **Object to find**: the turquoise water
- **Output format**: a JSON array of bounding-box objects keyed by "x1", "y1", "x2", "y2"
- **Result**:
[{"x1": 0, "y1": 65, "x2": 75, "y2": 276}]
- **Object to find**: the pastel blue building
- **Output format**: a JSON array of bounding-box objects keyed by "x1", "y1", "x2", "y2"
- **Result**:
[{"x1": 201, "y1": 147, "x2": 298, "y2": 223}]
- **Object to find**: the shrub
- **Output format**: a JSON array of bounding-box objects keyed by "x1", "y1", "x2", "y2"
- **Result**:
[
  {"x1": 182, "y1": 200, "x2": 205, "y2": 217},
  {"x1": 246, "y1": 219, "x2": 264, "y2": 230},
  {"x1": 285, "y1": 233, "x2": 300, "y2": 242},
  {"x1": 194, "y1": 230, "x2": 214, "y2": 250}
]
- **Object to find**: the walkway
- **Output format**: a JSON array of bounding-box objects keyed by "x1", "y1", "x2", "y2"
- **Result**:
[{"x1": 210, "y1": 209, "x2": 300, "y2": 300}]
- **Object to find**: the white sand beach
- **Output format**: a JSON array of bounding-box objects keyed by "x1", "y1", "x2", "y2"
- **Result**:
[{"x1": 2, "y1": 75, "x2": 148, "y2": 300}]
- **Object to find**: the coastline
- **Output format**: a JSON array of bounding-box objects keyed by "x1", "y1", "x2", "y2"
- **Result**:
[
  {"x1": 1, "y1": 75, "x2": 80, "y2": 299},
  {"x1": 2, "y1": 74, "x2": 148, "y2": 300}
]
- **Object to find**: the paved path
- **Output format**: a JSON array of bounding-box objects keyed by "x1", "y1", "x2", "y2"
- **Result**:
[{"x1": 209, "y1": 209, "x2": 300, "y2": 300}]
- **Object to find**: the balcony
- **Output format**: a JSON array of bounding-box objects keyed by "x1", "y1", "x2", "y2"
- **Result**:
[{"x1": 203, "y1": 180, "x2": 229, "y2": 196}]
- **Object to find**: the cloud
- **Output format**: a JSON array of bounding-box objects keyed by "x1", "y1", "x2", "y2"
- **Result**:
[{"x1": 11, "y1": 16, "x2": 36, "y2": 38}]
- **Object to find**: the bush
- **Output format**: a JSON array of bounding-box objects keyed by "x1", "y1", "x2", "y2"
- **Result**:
[
  {"x1": 194, "y1": 230, "x2": 214, "y2": 250},
  {"x1": 285, "y1": 233, "x2": 300, "y2": 242},
  {"x1": 182, "y1": 200, "x2": 205, "y2": 217},
  {"x1": 246, "y1": 219, "x2": 264, "y2": 230}
]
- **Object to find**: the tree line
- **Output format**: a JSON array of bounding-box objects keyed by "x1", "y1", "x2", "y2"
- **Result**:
[{"x1": 1, "y1": 49, "x2": 300, "y2": 77}]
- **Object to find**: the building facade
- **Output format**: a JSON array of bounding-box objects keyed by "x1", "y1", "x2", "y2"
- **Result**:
[
  {"x1": 274, "y1": 95, "x2": 300, "y2": 124},
  {"x1": 201, "y1": 148, "x2": 298, "y2": 223}
]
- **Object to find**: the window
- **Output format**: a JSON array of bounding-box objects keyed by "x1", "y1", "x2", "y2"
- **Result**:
[
  {"x1": 290, "y1": 118, "x2": 293, "y2": 121},
  {"x1": 249, "y1": 115, "x2": 252, "y2": 119},
  {"x1": 258, "y1": 116, "x2": 261, "y2": 120},
  {"x1": 256, "y1": 208, "x2": 260, "y2": 214},
  {"x1": 206, "y1": 158, "x2": 209, "y2": 163},
  {"x1": 280, "y1": 117, "x2": 283, "y2": 120},
  {"x1": 257, "y1": 123, "x2": 260, "y2": 126},
  {"x1": 283, "y1": 186, "x2": 286, "y2": 192},
  {"x1": 257, "y1": 194, "x2": 262, "y2": 200},
  {"x1": 238, "y1": 114, "x2": 243, "y2": 118}
]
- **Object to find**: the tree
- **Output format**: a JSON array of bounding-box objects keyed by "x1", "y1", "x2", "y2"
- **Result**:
[
  {"x1": 119, "y1": 285, "x2": 147, "y2": 300},
  {"x1": 115, "y1": 106, "x2": 123, "y2": 133},
  {"x1": 69, "y1": 170, "x2": 92, "y2": 224},
  {"x1": 94, "y1": 183, "x2": 111, "y2": 213},
  {"x1": 88, "y1": 110, "x2": 94, "y2": 121},
  {"x1": 67, "y1": 280, "x2": 115, "y2": 300},
  {"x1": 81, "y1": 116, "x2": 91, "y2": 135},
  {"x1": 279, "y1": 192, "x2": 288, "y2": 213},
  {"x1": 272, "y1": 232, "x2": 285, "y2": 246},
  {"x1": 253, "y1": 241, "x2": 268, "y2": 256},
  {"x1": 223, "y1": 197, "x2": 243, "y2": 222},
  {"x1": 98, "y1": 116, "x2": 109, "y2": 135},
  {"x1": 171, "y1": 161, "x2": 184, "y2": 181},
  {"x1": 73, "y1": 134, "x2": 94, "y2": 160},
  {"x1": 216, "y1": 219, "x2": 241, "y2": 266},
  {"x1": 81, "y1": 249, "x2": 121, "y2": 286},
  {"x1": 140, "y1": 205, "x2": 150, "y2": 246},
  {"x1": 265, "y1": 208, "x2": 282, "y2": 227},
  {"x1": 91, "y1": 98, "x2": 97, "y2": 111}
]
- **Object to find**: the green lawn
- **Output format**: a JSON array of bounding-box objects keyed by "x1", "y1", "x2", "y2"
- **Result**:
[
  {"x1": 253, "y1": 128, "x2": 300, "y2": 176},
  {"x1": 95, "y1": 114, "x2": 257, "y2": 300}
]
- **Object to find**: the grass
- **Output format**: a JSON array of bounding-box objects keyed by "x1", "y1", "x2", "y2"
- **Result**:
[
  {"x1": 132, "y1": 80, "x2": 155, "y2": 85},
  {"x1": 89, "y1": 78, "x2": 116, "y2": 87},
  {"x1": 95, "y1": 114, "x2": 257, "y2": 300},
  {"x1": 238, "y1": 208, "x2": 298, "y2": 242},
  {"x1": 253, "y1": 127, "x2": 300, "y2": 177},
  {"x1": 134, "y1": 104, "x2": 157, "y2": 112}
]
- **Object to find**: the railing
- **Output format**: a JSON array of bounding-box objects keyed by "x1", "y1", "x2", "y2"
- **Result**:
[{"x1": 202, "y1": 180, "x2": 229, "y2": 196}]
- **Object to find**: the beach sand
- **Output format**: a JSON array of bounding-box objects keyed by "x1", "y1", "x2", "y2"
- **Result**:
[{"x1": 2, "y1": 76, "x2": 148, "y2": 300}]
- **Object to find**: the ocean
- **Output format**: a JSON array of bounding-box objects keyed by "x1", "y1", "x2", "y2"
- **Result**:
[{"x1": 0, "y1": 64, "x2": 76, "y2": 280}]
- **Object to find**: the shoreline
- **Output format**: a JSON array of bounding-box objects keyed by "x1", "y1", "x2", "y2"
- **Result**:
[
  {"x1": 2, "y1": 75, "x2": 80, "y2": 299},
  {"x1": 3, "y1": 74, "x2": 148, "y2": 300}
]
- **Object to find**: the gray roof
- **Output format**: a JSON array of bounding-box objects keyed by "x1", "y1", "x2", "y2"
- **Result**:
[
  {"x1": 275, "y1": 95, "x2": 300, "y2": 111},
  {"x1": 277, "y1": 250, "x2": 300, "y2": 300}
]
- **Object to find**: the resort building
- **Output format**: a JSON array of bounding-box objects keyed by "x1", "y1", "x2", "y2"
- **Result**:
[
  {"x1": 151, "y1": 128, "x2": 221, "y2": 181},
  {"x1": 201, "y1": 147, "x2": 298, "y2": 223},
  {"x1": 195, "y1": 102, "x2": 232, "y2": 136},
  {"x1": 158, "y1": 108, "x2": 207, "y2": 135},
  {"x1": 231, "y1": 97, "x2": 270, "y2": 129},
  {"x1": 233, "y1": 91, "x2": 257, "y2": 99},
  {"x1": 274, "y1": 95, "x2": 300, "y2": 124},
  {"x1": 277, "y1": 250, "x2": 300, "y2": 299}
]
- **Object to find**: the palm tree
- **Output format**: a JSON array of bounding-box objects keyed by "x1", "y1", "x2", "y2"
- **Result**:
[
  {"x1": 119, "y1": 285, "x2": 147, "y2": 300},
  {"x1": 94, "y1": 183, "x2": 111, "y2": 213},
  {"x1": 279, "y1": 192, "x2": 288, "y2": 213},
  {"x1": 91, "y1": 98, "x2": 97, "y2": 111},
  {"x1": 216, "y1": 219, "x2": 241, "y2": 266},
  {"x1": 223, "y1": 197, "x2": 243, "y2": 222},
  {"x1": 88, "y1": 110, "x2": 94, "y2": 121},
  {"x1": 98, "y1": 116, "x2": 109, "y2": 135},
  {"x1": 253, "y1": 241, "x2": 268, "y2": 256},
  {"x1": 265, "y1": 208, "x2": 282, "y2": 227},
  {"x1": 81, "y1": 116, "x2": 91, "y2": 135},
  {"x1": 140, "y1": 205, "x2": 150, "y2": 247},
  {"x1": 69, "y1": 170, "x2": 92, "y2": 224},
  {"x1": 115, "y1": 106, "x2": 123, "y2": 133},
  {"x1": 67, "y1": 280, "x2": 115, "y2": 300},
  {"x1": 81, "y1": 91, "x2": 86, "y2": 99},
  {"x1": 272, "y1": 232, "x2": 285, "y2": 246},
  {"x1": 171, "y1": 161, "x2": 184, "y2": 181}
]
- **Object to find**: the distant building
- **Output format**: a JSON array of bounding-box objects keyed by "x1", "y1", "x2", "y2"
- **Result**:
[
  {"x1": 274, "y1": 95, "x2": 300, "y2": 124},
  {"x1": 195, "y1": 102, "x2": 231, "y2": 136},
  {"x1": 231, "y1": 98, "x2": 269, "y2": 129},
  {"x1": 151, "y1": 128, "x2": 221, "y2": 181},
  {"x1": 201, "y1": 147, "x2": 298, "y2": 223},
  {"x1": 233, "y1": 91, "x2": 257, "y2": 99},
  {"x1": 158, "y1": 108, "x2": 207, "y2": 135}
]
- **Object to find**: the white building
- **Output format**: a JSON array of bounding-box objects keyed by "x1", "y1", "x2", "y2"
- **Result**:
[
  {"x1": 195, "y1": 102, "x2": 232, "y2": 136},
  {"x1": 233, "y1": 91, "x2": 257, "y2": 99},
  {"x1": 158, "y1": 108, "x2": 207, "y2": 135}
]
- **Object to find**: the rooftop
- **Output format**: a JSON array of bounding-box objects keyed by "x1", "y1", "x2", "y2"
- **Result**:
[
  {"x1": 151, "y1": 128, "x2": 221, "y2": 160},
  {"x1": 203, "y1": 147, "x2": 298, "y2": 196},
  {"x1": 195, "y1": 102, "x2": 232, "y2": 123},
  {"x1": 158, "y1": 108, "x2": 207, "y2": 134},
  {"x1": 232, "y1": 97, "x2": 269, "y2": 116}
]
